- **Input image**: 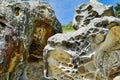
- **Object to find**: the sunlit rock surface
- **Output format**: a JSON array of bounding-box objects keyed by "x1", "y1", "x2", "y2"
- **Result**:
[
  {"x1": 95, "y1": 26, "x2": 120, "y2": 80},
  {"x1": 0, "y1": 0, "x2": 62, "y2": 80},
  {"x1": 43, "y1": 1, "x2": 120, "y2": 80},
  {"x1": 72, "y1": 0, "x2": 115, "y2": 30}
]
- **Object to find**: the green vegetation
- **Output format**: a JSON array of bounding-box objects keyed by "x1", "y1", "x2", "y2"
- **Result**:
[
  {"x1": 115, "y1": 3, "x2": 120, "y2": 18},
  {"x1": 62, "y1": 24, "x2": 75, "y2": 33}
]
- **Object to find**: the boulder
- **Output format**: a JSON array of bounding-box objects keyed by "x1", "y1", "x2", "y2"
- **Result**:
[
  {"x1": 72, "y1": 1, "x2": 115, "y2": 30},
  {"x1": 43, "y1": 16, "x2": 120, "y2": 80},
  {"x1": 0, "y1": 0, "x2": 62, "y2": 80},
  {"x1": 43, "y1": 1, "x2": 120, "y2": 80}
]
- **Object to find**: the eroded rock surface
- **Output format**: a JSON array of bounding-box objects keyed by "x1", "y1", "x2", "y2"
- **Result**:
[
  {"x1": 0, "y1": 2, "x2": 29, "y2": 80},
  {"x1": 43, "y1": 1, "x2": 120, "y2": 80},
  {"x1": 27, "y1": 2, "x2": 62, "y2": 80},
  {"x1": 72, "y1": 1, "x2": 115, "y2": 30},
  {"x1": 28, "y1": 2, "x2": 62, "y2": 62},
  {"x1": 0, "y1": 0, "x2": 62, "y2": 80},
  {"x1": 95, "y1": 26, "x2": 120, "y2": 80}
]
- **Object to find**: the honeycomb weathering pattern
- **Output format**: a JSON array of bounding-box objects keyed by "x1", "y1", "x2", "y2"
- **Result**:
[
  {"x1": 0, "y1": 0, "x2": 62, "y2": 80},
  {"x1": 72, "y1": 1, "x2": 114, "y2": 30},
  {"x1": 43, "y1": 17, "x2": 116, "y2": 80},
  {"x1": 43, "y1": 1, "x2": 120, "y2": 80}
]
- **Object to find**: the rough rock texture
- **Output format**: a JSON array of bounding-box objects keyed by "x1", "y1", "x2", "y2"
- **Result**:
[
  {"x1": 0, "y1": 2, "x2": 30, "y2": 79},
  {"x1": 95, "y1": 26, "x2": 120, "y2": 80},
  {"x1": 0, "y1": 20, "x2": 16, "y2": 80},
  {"x1": 28, "y1": 2, "x2": 62, "y2": 62},
  {"x1": 43, "y1": 1, "x2": 120, "y2": 80},
  {"x1": 27, "y1": 2, "x2": 62, "y2": 80},
  {"x1": 0, "y1": 0, "x2": 62, "y2": 80},
  {"x1": 72, "y1": 1, "x2": 115, "y2": 30}
]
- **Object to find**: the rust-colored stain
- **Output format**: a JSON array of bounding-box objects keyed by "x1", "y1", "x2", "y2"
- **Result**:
[
  {"x1": 0, "y1": 20, "x2": 24, "y2": 80},
  {"x1": 8, "y1": 40, "x2": 24, "y2": 73},
  {"x1": 0, "y1": 27, "x2": 15, "y2": 75},
  {"x1": 34, "y1": 18, "x2": 53, "y2": 45},
  {"x1": 28, "y1": 17, "x2": 53, "y2": 62}
]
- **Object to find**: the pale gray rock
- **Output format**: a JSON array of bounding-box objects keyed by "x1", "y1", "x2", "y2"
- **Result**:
[
  {"x1": 0, "y1": 0, "x2": 62, "y2": 80},
  {"x1": 72, "y1": 0, "x2": 115, "y2": 30}
]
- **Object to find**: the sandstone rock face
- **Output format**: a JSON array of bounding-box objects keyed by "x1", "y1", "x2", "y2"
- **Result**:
[
  {"x1": 95, "y1": 26, "x2": 120, "y2": 80},
  {"x1": 43, "y1": 1, "x2": 120, "y2": 80},
  {"x1": 0, "y1": 0, "x2": 62, "y2": 80},
  {"x1": 72, "y1": 1, "x2": 115, "y2": 30}
]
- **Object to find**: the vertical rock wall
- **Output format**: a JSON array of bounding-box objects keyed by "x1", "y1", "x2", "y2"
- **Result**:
[{"x1": 0, "y1": 0, "x2": 62, "y2": 80}]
